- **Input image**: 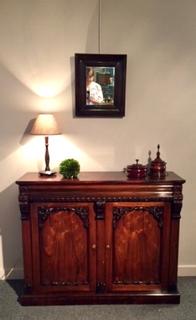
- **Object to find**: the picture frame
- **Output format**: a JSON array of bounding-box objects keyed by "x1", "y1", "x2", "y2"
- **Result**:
[{"x1": 75, "y1": 53, "x2": 127, "y2": 117}]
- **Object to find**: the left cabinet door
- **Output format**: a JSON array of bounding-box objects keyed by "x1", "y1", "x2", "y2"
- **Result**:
[{"x1": 30, "y1": 203, "x2": 96, "y2": 294}]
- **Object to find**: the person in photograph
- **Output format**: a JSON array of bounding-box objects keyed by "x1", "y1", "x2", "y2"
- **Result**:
[{"x1": 86, "y1": 67, "x2": 103, "y2": 105}]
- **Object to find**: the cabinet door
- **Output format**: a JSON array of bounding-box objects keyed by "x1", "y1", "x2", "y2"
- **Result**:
[
  {"x1": 105, "y1": 202, "x2": 170, "y2": 293},
  {"x1": 31, "y1": 203, "x2": 96, "y2": 293}
]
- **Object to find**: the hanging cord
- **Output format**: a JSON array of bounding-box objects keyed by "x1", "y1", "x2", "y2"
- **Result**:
[{"x1": 98, "y1": 0, "x2": 101, "y2": 53}]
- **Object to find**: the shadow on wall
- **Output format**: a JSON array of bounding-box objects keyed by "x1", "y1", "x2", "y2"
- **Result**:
[
  {"x1": 0, "y1": 183, "x2": 23, "y2": 279},
  {"x1": 0, "y1": 63, "x2": 40, "y2": 162},
  {"x1": 0, "y1": 60, "x2": 70, "y2": 163}
]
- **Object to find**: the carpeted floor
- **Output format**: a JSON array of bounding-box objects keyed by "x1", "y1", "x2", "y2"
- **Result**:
[{"x1": 0, "y1": 277, "x2": 196, "y2": 320}]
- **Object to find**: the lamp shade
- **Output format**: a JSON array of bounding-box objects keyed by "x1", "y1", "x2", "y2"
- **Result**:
[{"x1": 31, "y1": 114, "x2": 61, "y2": 135}]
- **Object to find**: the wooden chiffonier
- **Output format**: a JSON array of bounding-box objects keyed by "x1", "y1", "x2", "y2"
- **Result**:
[{"x1": 16, "y1": 171, "x2": 185, "y2": 305}]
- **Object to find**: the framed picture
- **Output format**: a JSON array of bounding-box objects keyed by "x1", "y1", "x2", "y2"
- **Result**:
[{"x1": 75, "y1": 53, "x2": 127, "y2": 117}]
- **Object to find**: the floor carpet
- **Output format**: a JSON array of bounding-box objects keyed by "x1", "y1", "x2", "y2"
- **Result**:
[{"x1": 0, "y1": 277, "x2": 196, "y2": 320}]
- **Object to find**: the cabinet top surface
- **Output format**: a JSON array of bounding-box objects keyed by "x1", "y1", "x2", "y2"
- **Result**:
[{"x1": 16, "y1": 171, "x2": 185, "y2": 185}]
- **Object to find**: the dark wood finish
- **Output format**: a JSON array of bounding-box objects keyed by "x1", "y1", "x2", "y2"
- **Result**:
[
  {"x1": 16, "y1": 171, "x2": 185, "y2": 305},
  {"x1": 75, "y1": 54, "x2": 127, "y2": 117},
  {"x1": 44, "y1": 136, "x2": 50, "y2": 171},
  {"x1": 31, "y1": 203, "x2": 96, "y2": 294},
  {"x1": 105, "y1": 202, "x2": 169, "y2": 293}
]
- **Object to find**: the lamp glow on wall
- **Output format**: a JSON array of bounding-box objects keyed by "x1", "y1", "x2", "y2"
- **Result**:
[{"x1": 31, "y1": 114, "x2": 61, "y2": 176}]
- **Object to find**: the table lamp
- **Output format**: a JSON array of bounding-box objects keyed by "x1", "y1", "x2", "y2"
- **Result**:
[{"x1": 30, "y1": 113, "x2": 61, "y2": 176}]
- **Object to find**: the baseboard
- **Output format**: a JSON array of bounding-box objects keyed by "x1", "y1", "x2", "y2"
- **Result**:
[
  {"x1": 0, "y1": 265, "x2": 196, "y2": 280},
  {"x1": 178, "y1": 265, "x2": 196, "y2": 276},
  {"x1": 0, "y1": 267, "x2": 23, "y2": 280}
]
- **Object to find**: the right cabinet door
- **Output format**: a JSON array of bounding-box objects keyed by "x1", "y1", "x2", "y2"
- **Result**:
[{"x1": 105, "y1": 202, "x2": 171, "y2": 293}]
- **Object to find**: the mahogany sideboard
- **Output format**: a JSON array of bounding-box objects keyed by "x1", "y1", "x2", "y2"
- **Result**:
[{"x1": 16, "y1": 171, "x2": 185, "y2": 305}]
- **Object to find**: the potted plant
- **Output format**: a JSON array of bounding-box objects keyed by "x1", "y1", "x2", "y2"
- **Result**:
[{"x1": 59, "y1": 158, "x2": 80, "y2": 179}]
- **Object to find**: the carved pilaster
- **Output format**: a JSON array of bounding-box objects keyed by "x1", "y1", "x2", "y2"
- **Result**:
[
  {"x1": 38, "y1": 206, "x2": 89, "y2": 228},
  {"x1": 172, "y1": 185, "x2": 183, "y2": 219},
  {"x1": 19, "y1": 194, "x2": 30, "y2": 220},
  {"x1": 171, "y1": 202, "x2": 182, "y2": 219},
  {"x1": 94, "y1": 201, "x2": 106, "y2": 220},
  {"x1": 113, "y1": 206, "x2": 164, "y2": 228}
]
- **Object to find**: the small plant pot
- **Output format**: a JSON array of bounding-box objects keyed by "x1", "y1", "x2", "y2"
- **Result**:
[{"x1": 59, "y1": 159, "x2": 80, "y2": 179}]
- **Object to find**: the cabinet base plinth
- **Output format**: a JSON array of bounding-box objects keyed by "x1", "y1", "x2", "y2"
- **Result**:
[{"x1": 19, "y1": 292, "x2": 180, "y2": 306}]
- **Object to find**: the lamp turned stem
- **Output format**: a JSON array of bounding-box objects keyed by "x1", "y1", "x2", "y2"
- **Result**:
[{"x1": 45, "y1": 136, "x2": 50, "y2": 171}]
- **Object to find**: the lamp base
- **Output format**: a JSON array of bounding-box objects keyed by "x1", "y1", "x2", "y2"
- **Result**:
[{"x1": 39, "y1": 170, "x2": 56, "y2": 177}]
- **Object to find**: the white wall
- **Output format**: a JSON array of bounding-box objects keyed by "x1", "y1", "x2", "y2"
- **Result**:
[{"x1": 0, "y1": 0, "x2": 195, "y2": 278}]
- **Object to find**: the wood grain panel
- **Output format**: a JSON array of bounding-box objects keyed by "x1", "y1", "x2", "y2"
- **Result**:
[
  {"x1": 113, "y1": 210, "x2": 161, "y2": 284},
  {"x1": 40, "y1": 210, "x2": 88, "y2": 286}
]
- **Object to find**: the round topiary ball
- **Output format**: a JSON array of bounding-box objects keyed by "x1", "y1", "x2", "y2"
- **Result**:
[{"x1": 59, "y1": 158, "x2": 80, "y2": 179}]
